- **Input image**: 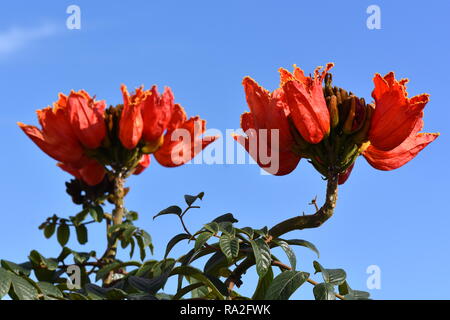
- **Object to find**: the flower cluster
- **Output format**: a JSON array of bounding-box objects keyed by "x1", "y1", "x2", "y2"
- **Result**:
[
  {"x1": 235, "y1": 63, "x2": 439, "y2": 183},
  {"x1": 18, "y1": 85, "x2": 216, "y2": 186}
]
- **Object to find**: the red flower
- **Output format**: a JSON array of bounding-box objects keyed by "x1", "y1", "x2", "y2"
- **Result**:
[
  {"x1": 18, "y1": 105, "x2": 84, "y2": 164},
  {"x1": 119, "y1": 85, "x2": 217, "y2": 167},
  {"x1": 141, "y1": 86, "x2": 174, "y2": 143},
  {"x1": 369, "y1": 72, "x2": 429, "y2": 151},
  {"x1": 154, "y1": 104, "x2": 217, "y2": 167},
  {"x1": 19, "y1": 91, "x2": 107, "y2": 186},
  {"x1": 280, "y1": 63, "x2": 333, "y2": 144},
  {"x1": 119, "y1": 85, "x2": 144, "y2": 150},
  {"x1": 58, "y1": 158, "x2": 106, "y2": 186},
  {"x1": 67, "y1": 90, "x2": 107, "y2": 149},
  {"x1": 233, "y1": 77, "x2": 301, "y2": 175},
  {"x1": 363, "y1": 119, "x2": 439, "y2": 170},
  {"x1": 133, "y1": 154, "x2": 150, "y2": 175}
]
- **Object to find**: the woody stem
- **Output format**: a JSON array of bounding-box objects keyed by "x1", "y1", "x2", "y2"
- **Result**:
[
  {"x1": 226, "y1": 173, "x2": 339, "y2": 293},
  {"x1": 102, "y1": 171, "x2": 126, "y2": 285}
]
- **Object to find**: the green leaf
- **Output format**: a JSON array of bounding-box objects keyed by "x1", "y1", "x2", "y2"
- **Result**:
[
  {"x1": 218, "y1": 222, "x2": 235, "y2": 236},
  {"x1": 89, "y1": 205, "x2": 104, "y2": 223},
  {"x1": 123, "y1": 225, "x2": 137, "y2": 241},
  {"x1": 71, "y1": 209, "x2": 89, "y2": 226},
  {"x1": 1, "y1": 260, "x2": 31, "y2": 276},
  {"x1": 250, "y1": 239, "x2": 271, "y2": 278},
  {"x1": 96, "y1": 261, "x2": 141, "y2": 282},
  {"x1": 285, "y1": 239, "x2": 320, "y2": 258},
  {"x1": 135, "y1": 235, "x2": 147, "y2": 261},
  {"x1": 313, "y1": 261, "x2": 347, "y2": 285},
  {"x1": 345, "y1": 290, "x2": 371, "y2": 300},
  {"x1": 28, "y1": 250, "x2": 57, "y2": 271},
  {"x1": 44, "y1": 223, "x2": 56, "y2": 239},
  {"x1": 204, "y1": 222, "x2": 219, "y2": 234},
  {"x1": 265, "y1": 270, "x2": 309, "y2": 300},
  {"x1": 254, "y1": 226, "x2": 268, "y2": 238},
  {"x1": 0, "y1": 268, "x2": 12, "y2": 299},
  {"x1": 203, "y1": 251, "x2": 229, "y2": 276},
  {"x1": 153, "y1": 205, "x2": 182, "y2": 219},
  {"x1": 237, "y1": 227, "x2": 254, "y2": 239},
  {"x1": 128, "y1": 274, "x2": 170, "y2": 295},
  {"x1": 195, "y1": 231, "x2": 213, "y2": 251},
  {"x1": 219, "y1": 234, "x2": 239, "y2": 261},
  {"x1": 57, "y1": 223, "x2": 70, "y2": 247},
  {"x1": 184, "y1": 192, "x2": 204, "y2": 206},
  {"x1": 273, "y1": 240, "x2": 296, "y2": 270},
  {"x1": 37, "y1": 282, "x2": 63, "y2": 299},
  {"x1": 126, "y1": 211, "x2": 139, "y2": 221},
  {"x1": 164, "y1": 233, "x2": 190, "y2": 259},
  {"x1": 170, "y1": 266, "x2": 225, "y2": 300},
  {"x1": 141, "y1": 230, "x2": 154, "y2": 254},
  {"x1": 72, "y1": 251, "x2": 94, "y2": 265},
  {"x1": 96, "y1": 262, "x2": 121, "y2": 282},
  {"x1": 127, "y1": 293, "x2": 157, "y2": 300},
  {"x1": 173, "y1": 282, "x2": 205, "y2": 300},
  {"x1": 75, "y1": 225, "x2": 88, "y2": 245},
  {"x1": 313, "y1": 282, "x2": 336, "y2": 300},
  {"x1": 212, "y1": 213, "x2": 238, "y2": 224},
  {"x1": 252, "y1": 266, "x2": 273, "y2": 300},
  {"x1": 10, "y1": 275, "x2": 39, "y2": 300},
  {"x1": 338, "y1": 281, "x2": 370, "y2": 300},
  {"x1": 67, "y1": 292, "x2": 90, "y2": 300},
  {"x1": 84, "y1": 283, "x2": 107, "y2": 300},
  {"x1": 129, "y1": 237, "x2": 136, "y2": 259},
  {"x1": 105, "y1": 288, "x2": 128, "y2": 300}
]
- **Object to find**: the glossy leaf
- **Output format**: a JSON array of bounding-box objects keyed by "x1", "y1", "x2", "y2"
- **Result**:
[
  {"x1": 75, "y1": 224, "x2": 88, "y2": 245},
  {"x1": 184, "y1": 192, "x2": 204, "y2": 206},
  {"x1": 195, "y1": 232, "x2": 213, "y2": 251},
  {"x1": 57, "y1": 223, "x2": 70, "y2": 247},
  {"x1": 10, "y1": 275, "x2": 39, "y2": 300},
  {"x1": 250, "y1": 239, "x2": 271, "y2": 278},
  {"x1": 43, "y1": 223, "x2": 56, "y2": 239},
  {"x1": 313, "y1": 282, "x2": 336, "y2": 300},
  {"x1": 153, "y1": 206, "x2": 182, "y2": 219},
  {"x1": 128, "y1": 273, "x2": 170, "y2": 295},
  {"x1": 273, "y1": 239, "x2": 296, "y2": 270},
  {"x1": 313, "y1": 261, "x2": 347, "y2": 285},
  {"x1": 0, "y1": 267, "x2": 12, "y2": 299},
  {"x1": 265, "y1": 271, "x2": 309, "y2": 300},
  {"x1": 285, "y1": 239, "x2": 320, "y2": 258},
  {"x1": 252, "y1": 266, "x2": 273, "y2": 300},
  {"x1": 219, "y1": 234, "x2": 239, "y2": 261},
  {"x1": 170, "y1": 266, "x2": 225, "y2": 300},
  {"x1": 164, "y1": 233, "x2": 190, "y2": 259},
  {"x1": 212, "y1": 213, "x2": 238, "y2": 224}
]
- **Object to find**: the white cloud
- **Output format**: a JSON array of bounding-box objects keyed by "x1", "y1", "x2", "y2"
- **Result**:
[{"x1": 0, "y1": 24, "x2": 57, "y2": 56}]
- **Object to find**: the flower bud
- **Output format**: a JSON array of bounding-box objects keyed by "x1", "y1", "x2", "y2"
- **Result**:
[{"x1": 326, "y1": 95, "x2": 339, "y2": 129}]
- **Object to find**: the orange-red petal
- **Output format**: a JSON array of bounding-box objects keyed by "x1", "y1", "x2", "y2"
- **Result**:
[
  {"x1": 154, "y1": 117, "x2": 217, "y2": 167},
  {"x1": 133, "y1": 154, "x2": 150, "y2": 175},
  {"x1": 369, "y1": 72, "x2": 429, "y2": 151},
  {"x1": 363, "y1": 119, "x2": 438, "y2": 170},
  {"x1": 141, "y1": 86, "x2": 174, "y2": 143},
  {"x1": 58, "y1": 159, "x2": 105, "y2": 186},
  {"x1": 281, "y1": 64, "x2": 332, "y2": 144},
  {"x1": 67, "y1": 91, "x2": 107, "y2": 149},
  {"x1": 119, "y1": 84, "x2": 144, "y2": 149}
]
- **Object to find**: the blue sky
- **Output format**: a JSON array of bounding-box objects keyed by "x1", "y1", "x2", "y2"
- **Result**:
[{"x1": 0, "y1": 0, "x2": 449, "y2": 299}]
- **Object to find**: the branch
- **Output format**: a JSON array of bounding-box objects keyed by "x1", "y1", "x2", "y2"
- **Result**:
[{"x1": 226, "y1": 174, "x2": 339, "y2": 293}]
